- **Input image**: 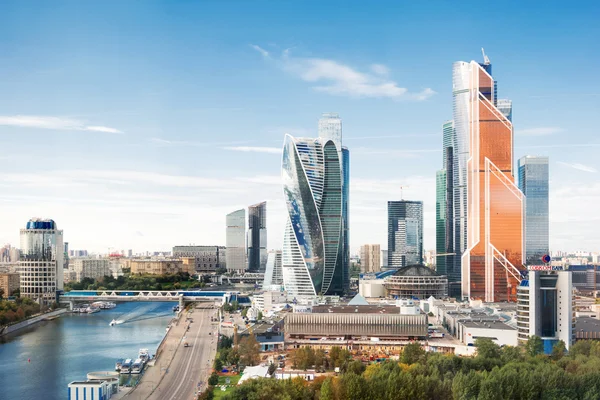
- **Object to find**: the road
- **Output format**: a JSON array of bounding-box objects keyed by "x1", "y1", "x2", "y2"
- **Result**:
[{"x1": 127, "y1": 303, "x2": 218, "y2": 400}]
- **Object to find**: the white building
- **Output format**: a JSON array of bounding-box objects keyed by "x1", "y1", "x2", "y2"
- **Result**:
[
  {"x1": 19, "y1": 218, "x2": 64, "y2": 306},
  {"x1": 252, "y1": 290, "x2": 288, "y2": 314},
  {"x1": 68, "y1": 381, "x2": 114, "y2": 400},
  {"x1": 263, "y1": 250, "x2": 283, "y2": 290},
  {"x1": 517, "y1": 269, "x2": 575, "y2": 351},
  {"x1": 459, "y1": 320, "x2": 518, "y2": 347},
  {"x1": 358, "y1": 278, "x2": 386, "y2": 298},
  {"x1": 226, "y1": 209, "x2": 246, "y2": 272},
  {"x1": 74, "y1": 258, "x2": 111, "y2": 282}
]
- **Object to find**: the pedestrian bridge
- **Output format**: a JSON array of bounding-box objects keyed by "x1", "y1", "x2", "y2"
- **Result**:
[{"x1": 59, "y1": 290, "x2": 237, "y2": 308}]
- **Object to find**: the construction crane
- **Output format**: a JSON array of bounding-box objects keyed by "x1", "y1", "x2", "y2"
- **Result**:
[{"x1": 481, "y1": 48, "x2": 491, "y2": 65}]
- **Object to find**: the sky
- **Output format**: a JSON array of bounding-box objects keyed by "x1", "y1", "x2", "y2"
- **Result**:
[{"x1": 1, "y1": 1, "x2": 599, "y2": 254}]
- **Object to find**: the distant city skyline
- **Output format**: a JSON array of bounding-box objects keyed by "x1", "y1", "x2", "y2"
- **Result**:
[{"x1": 0, "y1": 2, "x2": 599, "y2": 254}]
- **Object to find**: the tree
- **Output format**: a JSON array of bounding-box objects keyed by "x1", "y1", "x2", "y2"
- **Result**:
[
  {"x1": 292, "y1": 346, "x2": 315, "y2": 370},
  {"x1": 475, "y1": 338, "x2": 501, "y2": 360},
  {"x1": 208, "y1": 372, "x2": 219, "y2": 386},
  {"x1": 0, "y1": 288, "x2": 4, "y2": 300},
  {"x1": 526, "y1": 335, "x2": 544, "y2": 357},
  {"x1": 319, "y1": 378, "x2": 334, "y2": 400},
  {"x1": 214, "y1": 357, "x2": 223, "y2": 371},
  {"x1": 238, "y1": 335, "x2": 260, "y2": 366},
  {"x1": 198, "y1": 386, "x2": 214, "y2": 400},
  {"x1": 257, "y1": 311, "x2": 263, "y2": 321},
  {"x1": 401, "y1": 342, "x2": 425, "y2": 364},
  {"x1": 346, "y1": 360, "x2": 365, "y2": 375},
  {"x1": 551, "y1": 340, "x2": 567, "y2": 361}
]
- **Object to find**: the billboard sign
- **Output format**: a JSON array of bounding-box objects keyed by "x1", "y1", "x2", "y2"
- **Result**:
[{"x1": 527, "y1": 265, "x2": 564, "y2": 271}]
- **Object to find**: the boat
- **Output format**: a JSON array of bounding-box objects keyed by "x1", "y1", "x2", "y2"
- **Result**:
[
  {"x1": 120, "y1": 359, "x2": 132, "y2": 374},
  {"x1": 115, "y1": 359, "x2": 124, "y2": 371},
  {"x1": 86, "y1": 307, "x2": 101, "y2": 314},
  {"x1": 110, "y1": 319, "x2": 117, "y2": 326},
  {"x1": 138, "y1": 349, "x2": 150, "y2": 363},
  {"x1": 130, "y1": 358, "x2": 143, "y2": 374}
]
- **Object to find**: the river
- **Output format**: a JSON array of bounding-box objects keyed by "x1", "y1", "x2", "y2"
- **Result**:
[{"x1": 0, "y1": 302, "x2": 175, "y2": 400}]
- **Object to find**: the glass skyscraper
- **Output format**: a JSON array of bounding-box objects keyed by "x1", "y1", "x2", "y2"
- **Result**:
[
  {"x1": 388, "y1": 200, "x2": 423, "y2": 268},
  {"x1": 435, "y1": 169, "x2": 447, "y2": 275},
  {"x1": 262, "y1": 250, "x2": 283, "y2": 290},
  {"x1": 341, "y1": 146, "x2": 350, "y2": 293},
  {"x1": 454, "y1": 53, "x2": 524, "y2": 302},
  {"x1": 518, "y1": 156, "x2": 549, "y2": 265},
  {"x1": 247, "y1": 201, "x2": 267, "y2": 272},
  {"x1": 226, "y1": 209, "x2": 246, "y2": 272},
  {"x1": 19, "y1": 218, "x2": 64, "y2": 305},
  {"x1": 281, "y1": 133, "x2": 344, "y2": 298}
]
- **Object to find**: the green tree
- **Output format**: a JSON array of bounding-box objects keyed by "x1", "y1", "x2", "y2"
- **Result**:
[
  {"x1": 208, "y1": 372, "x2": 219, "y2": 386},
  {"x1": 401, "y1": 342, "x2": 425, "y2": 364},
  {"x1": 526, "y1": 335, "x2": 544, "y2": 357},
  {"x1": 238, "y1": 335, "x2": 260, "y2": 366},
  {"x1": 319, "y1": 378, "x2": 334, "y2": 400},
  {"x1": 551, "y1": 340, "x2": 567, "y2": 361}
]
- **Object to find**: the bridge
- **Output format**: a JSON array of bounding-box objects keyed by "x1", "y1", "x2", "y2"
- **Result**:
[{"x1": 59, "y1": 290, "x2": 239, "y2": 309}]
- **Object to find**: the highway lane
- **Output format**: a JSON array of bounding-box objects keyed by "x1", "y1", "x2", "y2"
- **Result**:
[{"x1": 126, "y1": 303, "x2": 218, "y2": 400}]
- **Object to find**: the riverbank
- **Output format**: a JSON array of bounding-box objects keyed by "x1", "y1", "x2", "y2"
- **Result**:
[{"x1": 0, "y1": 308, "x2": 68, "y2": 337}]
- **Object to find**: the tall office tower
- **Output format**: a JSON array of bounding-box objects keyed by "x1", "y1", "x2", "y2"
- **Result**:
[
  {"x1": 381, "y1": 250, "x2": 388, "y2": 269},
  {"x1": 435, "y1": 169, "x2": 447, "y2": 275},
  {"x1": 318, "y1": 112, "x2": 350, "y2": 295},
  {"x1": 281, "y1": 134, "x2": 344, "y2": 298},
  {"x1": 518, "y1": 156, "x2": 550, "y2": 265},
  {"x1": 455, "y1": 51, "x2": 524, "y2": 302},
  {"x1": 247, "y1": 201, "x2": 267, "y2": 272},
  {"x1": 19, "y1": 218, "x2": 64, "y2": 305},
  {"x1": 63, "y1": 241, "x2": 70, "y2": 269},
  {"x1": 262, "y1": 250, "x2": 283, "y2": 290},
  {"x1": 225, "y1": 209, "x2": 246, "y2": 272},
  {"x1": 360, "y1": 244, "x2": 381, "y2": 273},
  {"x1": 388, "y1": 201, "x2": 423, "y2": 268},
  {"x1": 517, "y1": 270, "x2": 574, "y2": 352}
]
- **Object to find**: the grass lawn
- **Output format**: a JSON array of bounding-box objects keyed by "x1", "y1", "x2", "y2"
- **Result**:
[{"x1": 213, "y1": 375, "x2": 241, "y2": 400}]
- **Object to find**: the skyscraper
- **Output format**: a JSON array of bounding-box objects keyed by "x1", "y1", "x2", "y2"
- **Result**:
[
  {"x1": 455, "y1": 52, "x2": 525, "y2": 302},
  {"x1": 435, "y1": 169, "x2": 447, "y2": 275},
  {"x1": 281, "y1": 134, "x2": 344, "y2": 298},
  {"x1": 388, "y1": 201, "x2": 423, "y2": 268},
  {"x1": 226, "y1": 209, "x2": 246, "y2": 272},
  {"x1": 247, "y1": 201, "x2": 267, "y2": 272},
  {"x1": 318, "y1": 113, "x2": 350, "y2": 295},
  {"x1": 19, "y1": 218, "x2": 64, "y2": 305},
  {"x1": 360, "y1": 244, "x2": 381, "y2": 273},
  {"x1": 518, "y1": 156, "x2": 550, "y2": 265},
  {"x1": 262, "y1": 250, "x2": 283, "y2": 290}
]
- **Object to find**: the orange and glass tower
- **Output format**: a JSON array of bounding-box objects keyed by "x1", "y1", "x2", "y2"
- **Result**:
[{"x1": 453, "y1": 51, "x2": 524, "y2": 302}]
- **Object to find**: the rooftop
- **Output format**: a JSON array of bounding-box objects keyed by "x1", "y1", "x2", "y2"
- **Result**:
[
  {"x1": 392, "y1": 264, "x2": 441, "y2": 277},
  {"x1": 312, "y1": 304, "x2": 402, "y2": 314},
  {"x1": 461, "y1": 320, "x2": 516, "y2": 331},
  {"x1": 576, "y1": 317, "x2": 600, "y2": 333}
]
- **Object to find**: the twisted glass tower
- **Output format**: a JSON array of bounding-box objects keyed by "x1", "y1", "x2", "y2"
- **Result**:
[{"x1": 281, "y1": 134, "x2": 343, "y2": 298}]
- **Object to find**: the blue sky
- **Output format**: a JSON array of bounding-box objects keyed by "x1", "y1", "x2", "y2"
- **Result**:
[{"x1": 1, "y1": 1, "x2": 599, "y2": 254}]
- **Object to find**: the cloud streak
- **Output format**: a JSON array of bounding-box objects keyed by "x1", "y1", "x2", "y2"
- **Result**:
[
  {"x1": 518, "y1": 127, "x2": 562, "y2": 136},
  {"x1": 557, "y1": 162, "x2": 597, "y2": 173},
  {"x1": 251, "y1": 45, "x2": 435, "y2": 100},
  {"x1": 0, "y1": 115, "x2": 123, "y2": 133},
  {"x1": 223, "y1": 146, "x2": 282, "y2": 154}
]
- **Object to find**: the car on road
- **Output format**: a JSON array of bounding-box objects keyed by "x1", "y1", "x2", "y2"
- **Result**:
[{"x1": 184, "y1": 342, "x2": 189, "y2": 347}]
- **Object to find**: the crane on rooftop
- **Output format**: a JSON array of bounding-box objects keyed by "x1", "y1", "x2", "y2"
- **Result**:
[{"x1": 481, "y1": 48, "x2": 491, "y2": 65}]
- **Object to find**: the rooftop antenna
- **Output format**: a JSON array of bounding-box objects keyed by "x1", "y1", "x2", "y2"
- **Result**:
[
  {"x1": 400, "y1": 186, "x2": 409, "y2": 200},
  {"x1": 481, "y1": 48, "x2": 491, "y2": 65}
]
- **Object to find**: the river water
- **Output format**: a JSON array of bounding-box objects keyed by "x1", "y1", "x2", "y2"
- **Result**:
[{"x1": 0, "y1": 302, "x2": 175, "y2": 400}]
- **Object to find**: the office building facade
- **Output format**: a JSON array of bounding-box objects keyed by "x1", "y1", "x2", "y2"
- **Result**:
[
  {"x1": 263, "y1": 250, "x2": 283, "y2": 290},
  {"x1": 226, "y1": 209, "x2": 246, "y2": 272},
  {"x1": 360, "y1": 244, "x2": 381, "y2": 273},
  {"x1": 73, "y1": 258, "x2": 111, "y2": 282},
  {"x1": 172, "y1": 245, "x2": 226, "y2": 272},
  {"x1": 435, "y1": 169, "x2": 447, "y2": 276},
  {"x1": 19, "y1": 218, "x2": 64, "y2": 305},
  {"x1": 281, "y1": 133, "x2": 344, "y2": 298},
  {"x1": 0, "y1": 273, "x2": 20, "y2": 297},
  {"x1": 453, "y1": 53, "x2": 524, "y2": 302},
  {"x1": 517, "y1": 270, "x2": 575, "y2": 352},
  {"x1": 388, "y1": 201, "x2": 423, "y2": 268},
  {"x1": 518, "y1": 156, "x2": 550, "y2": 265},
  {"x1": 247, "y1": 201, "x2": 267, "y2": 272}
]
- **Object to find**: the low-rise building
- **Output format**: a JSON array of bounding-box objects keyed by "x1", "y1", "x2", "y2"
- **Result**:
[
  {"x1": 0, "y1": 272, "x2": 20, "y2": 296},
  {"x1": 383, "y1": 264, "x2": 448, "y2": 299},
  {"x1": 130, "y1": 259, "x2": 184, "y2": 275},
  {"x1": 73, "y1": 259, "x2": 111, "y2": 282},
  {"x1": 458, "y1": 320, "x2": 518, "y2": 347},
  {"x1": 68, "y1": 381, "x2": 114, "y2": 400},
  {"x1": 172, "y1": 245, "x2": 226, "y2": 272}
]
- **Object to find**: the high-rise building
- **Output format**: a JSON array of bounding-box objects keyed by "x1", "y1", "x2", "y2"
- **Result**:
[
  {"x1": 381, "y1": 250, "x2": 388, "y2": 269},
  {"x1": 73, "y1": 258, "x2": 111, "y2": 282},
  {"x1": 281, "y1": 133, "x2": 344, "y2": 298},
  {"x1": 0, "y1": 273, "x2": 20, "y2": 297},
  {"x1": 453, "y1": 52, "x2": 524, "y2": 302},
  {"x1": 263, "y1": 250, "x2": 283, "y2": 290},
  {"x1": 226, "y1": 209, "x2": 246, "y2": 272},
  {"x1": 360, "y1": 244, "x2": 381, "y2": 273},
  {"x1": 318, "y1": 113, "x2": 350, "y2": 295},
  {"x1": 435, "y1": 169, "x2": 447, "y2": 275},
  {"x1": 388, "y1": 201, "x2": 423, "y2": 268},
  {"x1": 247, "y1": 201, "x2": 267, "y2": 272},
  {"x1": 517, "y1": 269, "x2": 574, "y2": 352},
  {"x1": 518, "y1": 156, "x2": 550, "y2": 265},
  {"x1": 19, "y1": 218, "x2": 64, "y2": 305}
]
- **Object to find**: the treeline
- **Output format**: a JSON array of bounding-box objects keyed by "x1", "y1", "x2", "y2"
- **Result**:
[
  {"x1": 0, "y1": 297, "x2": 41, "y2": 326},
  {"x1": 214, "y1": 334, "x2": 261, "y2": 371},
  {"x1": 216, "y1": 339, "x2": 600, "y2": 400},
  {"x1": 64, "y1": 272, "x2": 204, "y2": 291}
]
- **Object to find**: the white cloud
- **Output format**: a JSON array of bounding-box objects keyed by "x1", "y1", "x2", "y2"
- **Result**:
[
  {"x1": 223, "y1": 146, "x2": 282, "y2": 154},
  {"x1": 518, "y1": 127, "x2": 562, "y2": 136},
  {"x1": 370, "y1": 64, "x2": 389, "y2": 75},
  {"x1": 253, "y1": 46, "x2": 435, "y2": 100},
  {"x1": 250, "y1": 44, "x2": 269, "y2": 57},
  {"x1": 0, "y1": 115, "x2": 123, "y2": 133},
  {"x1": 557, "y1": 162, "x2": 597, "y2": 173}
]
